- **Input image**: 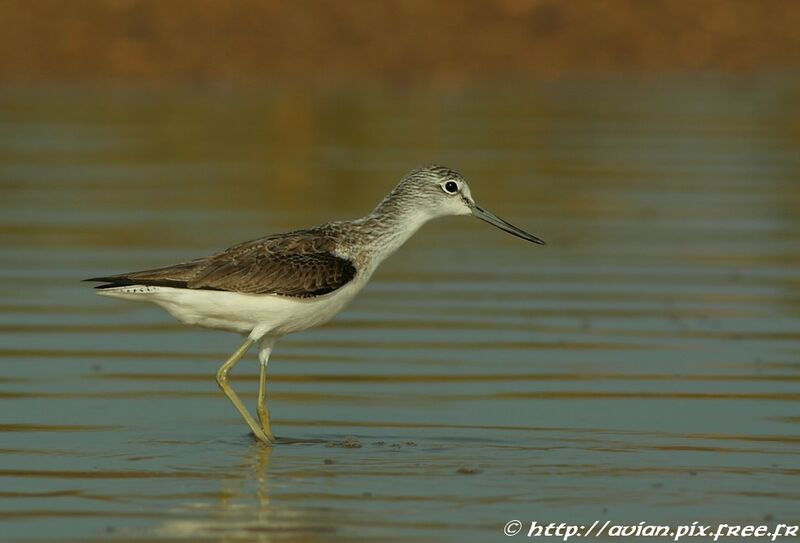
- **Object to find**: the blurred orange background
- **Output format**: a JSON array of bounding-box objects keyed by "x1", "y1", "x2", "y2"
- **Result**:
[{"x1": 2, "y1": 0, "x2": 800, "y2": 86}]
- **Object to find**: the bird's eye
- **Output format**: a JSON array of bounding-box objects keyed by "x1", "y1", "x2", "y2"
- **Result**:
[{"x1": 443, "y1": 181, "x2": 459, "y2": 194}]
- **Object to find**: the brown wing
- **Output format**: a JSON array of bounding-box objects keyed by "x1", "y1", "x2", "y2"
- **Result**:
[{"x1": 86, "y1": 232, "x2": 357, "y2": 298}]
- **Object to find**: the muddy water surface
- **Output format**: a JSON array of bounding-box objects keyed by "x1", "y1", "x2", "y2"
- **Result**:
[{"x1": 1, "y1": 80, "x2": 799, "y2": 541}]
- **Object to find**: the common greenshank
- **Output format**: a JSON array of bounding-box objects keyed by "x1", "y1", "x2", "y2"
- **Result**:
[{"x1": 86, "y1": 165, "x2": 545, "y2": 445}]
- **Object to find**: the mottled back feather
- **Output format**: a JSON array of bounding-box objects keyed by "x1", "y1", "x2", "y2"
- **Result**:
[{"x1": 87, "y1": 228, "x2": 357, "y2": 298}]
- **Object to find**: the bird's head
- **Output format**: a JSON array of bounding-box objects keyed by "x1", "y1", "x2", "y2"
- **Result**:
[{"x1": 391, "y1": 165, "x2": 546, "y2": 245}]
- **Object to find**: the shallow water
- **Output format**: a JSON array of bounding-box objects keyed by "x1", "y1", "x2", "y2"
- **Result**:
[{"x1": 1, "y1": 79, "x2": 799, "y2": 542}]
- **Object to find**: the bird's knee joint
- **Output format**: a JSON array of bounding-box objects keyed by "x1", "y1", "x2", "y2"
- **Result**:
[{"x1": 215, "y1": 370, "x2": 228, "y2": 385}]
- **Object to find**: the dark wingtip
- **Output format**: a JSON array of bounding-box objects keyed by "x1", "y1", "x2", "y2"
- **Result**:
[
  {"x1": 84, "y1": 276, "x2": 131, "y2": 289},
  {"x1": 84, "y1": 275, "x2": 190, "y2": 290}
]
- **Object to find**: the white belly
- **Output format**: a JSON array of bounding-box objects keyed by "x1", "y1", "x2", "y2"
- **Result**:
[{"x1": 97, "y1": 279, "x2": 366, "y2": 339}]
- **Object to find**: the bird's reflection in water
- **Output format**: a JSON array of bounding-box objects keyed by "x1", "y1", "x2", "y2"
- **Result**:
[{"x1": 146, "y1": 440, "x2": 348, "y2": 542}]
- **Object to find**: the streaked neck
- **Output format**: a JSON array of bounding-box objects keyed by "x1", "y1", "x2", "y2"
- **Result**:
[{"x1": 350, "y1": 196, "x2": 432, "y2": 264}]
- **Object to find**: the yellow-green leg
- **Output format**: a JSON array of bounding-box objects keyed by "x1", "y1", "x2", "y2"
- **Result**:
[
  {"x1": 257, "y1": 338, "x2": 276, "y2": 442},
  {"x1": 215, "y1": 337, "x2": 272, "y2": 445}
]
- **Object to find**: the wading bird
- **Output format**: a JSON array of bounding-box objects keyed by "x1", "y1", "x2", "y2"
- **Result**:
[{"x1": 87, "y1": 165, "x2": 545, "y2": 445}]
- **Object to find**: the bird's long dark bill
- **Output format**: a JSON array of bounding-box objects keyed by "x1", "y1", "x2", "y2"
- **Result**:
[{"x1": 471, "y1": 204, "x2": 546, "y2": 245}]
